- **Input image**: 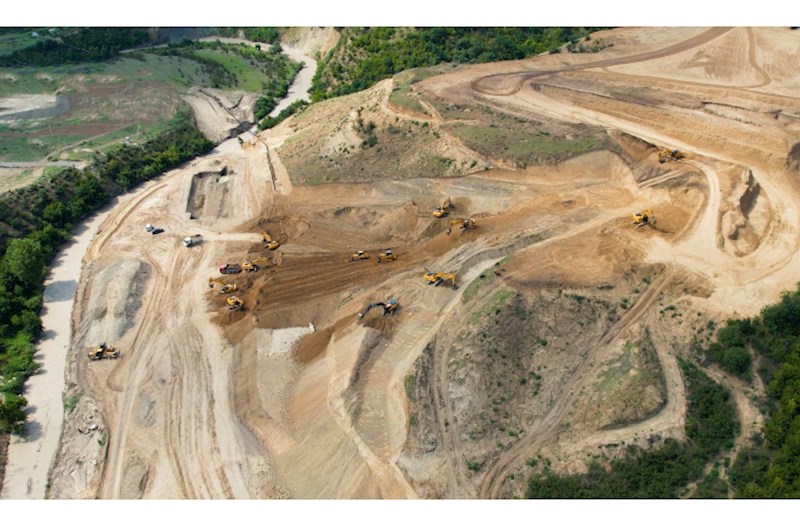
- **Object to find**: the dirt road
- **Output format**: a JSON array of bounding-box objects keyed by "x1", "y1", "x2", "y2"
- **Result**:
[{"x1": 1, "y1": 210, "x2": 110, "y2": 499}]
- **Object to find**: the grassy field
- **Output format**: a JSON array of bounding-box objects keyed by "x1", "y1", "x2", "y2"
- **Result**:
[
  {"x1": 0, "y1": 134, "x2": 85, "y2": 162},
  {"x1": 0, "y1": 30, "x2": 39, "y2": 56},
  {"x1": 450, "y1": 124, "x2": 602, "y2": 166}
]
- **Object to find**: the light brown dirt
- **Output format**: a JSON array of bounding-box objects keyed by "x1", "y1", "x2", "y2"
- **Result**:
[{"x1": 44, "y1": 27, "x2": 800, "y2": 499}]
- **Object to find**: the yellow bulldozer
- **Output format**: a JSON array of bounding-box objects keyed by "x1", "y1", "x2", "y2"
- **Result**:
[
  {"x1": 88, "y1": 342, "x2": 120, "y2": 361},
  {"x1": 433, "y1": 197, "x2": 452, "y2": 218},
  {"x1": 446, "y1": 217, "x2": 476, "y2": 235},
  {"x1": 376, "y1": 249, "x2": 397, "y2": 263},
  {"x1": 658, "y1": 148, "x2": 685, "y2": 163},
  {"x1": 227, "y1": 296, "x2": 244, "y2": 310},
  {"x1": 357, "y1": 298, "x2": 399, "y2": 319},
  {"x1": 262, "y1": 231, "x2": 280, "y2": 250},
  {"x1": 424, "y1": 271, "x2": 458, "y2": 289},
  {"x1": 351, "y1": 250, "x2": 370, "y2": 261},
  {"x1": 632, "y1": 209, "x2": 655, "y2": 227}
]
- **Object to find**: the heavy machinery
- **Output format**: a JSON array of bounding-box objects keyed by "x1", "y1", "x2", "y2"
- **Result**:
[
  {"x1": 208, "y1": 276, "x2": 232, "y2": 288},
  {"x1": 88, "y1": 342, "x2": 119, "y2": 361},
  {"x1": 227, "y1": 296, "x2": 244, "y2": 310},
  {"x1": 433, "y1": 197, "x2": 452, "y2": 218},
  {"x1": 184, "y1": 234, "x2": 203, "y2": 247},
  {"x1": 376, "y1": 249, "x2": 397, "y2": 263},
  {"x1": 632, "y1": 209, "x2": 655, "y2": 227},
  {"x1": 219, "y1": 263, "x2": 242, "y2": 275},
  {"x1": 351, "y1": 250, "x2": 370, "y2": 261},
  {"x1": 446, "y1": 217, "x2": 477, "y2": 235},
  {"x1": 220, "y1": 283, "x2": 238, "y2": 294},
  {"x1": 262, "y1": 231, "x2": 280, "y2": 250},
  {"x1": 658, "y1": 148, "x2": 685, "y2": 163},
  {"x1": 242, "y1": 259, "x2": 270, "y2": 272},
  {"x1": 357, "y1": 298, "x2": 399, "y2": 319},
  {"x1": 423, "y1": 271, "x2": 458, "y2": 289}
]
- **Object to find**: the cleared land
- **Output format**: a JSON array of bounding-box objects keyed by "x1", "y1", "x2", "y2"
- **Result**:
[{"x1": 39, "y1": 27, "x2": 800, "y2": 498}]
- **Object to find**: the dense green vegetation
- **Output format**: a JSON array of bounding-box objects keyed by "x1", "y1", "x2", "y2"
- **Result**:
[
  {"x1": 723, "y1": 285, "x2": 800, "y2": 497},
  {"x1": 525, "y1": 359, "x2": 738, "y2": 498},
  {"x1": 257, "y1": 99, "x2": 309, "y2": 130},
  {"x1": 0, "y1": 28, "x2": 149, "y2": 67},
  {"x1": 311, "y1": 27, "x2": 599, "y2": 101},
  {"x1": 214, "y1": 27, "x2": 281, "y2": 45},
  {"x1": 0, "y1": 109, "x2": 212, "y2": 433}
]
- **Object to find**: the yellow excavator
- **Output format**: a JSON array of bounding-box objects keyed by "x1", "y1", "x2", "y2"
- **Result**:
[
  {"x1": 88, "y1": 342, "x2": 120, "y2": 361},
  {"x1": 423, "y1": 271, "x2": 458, "y2": 289},
  {"x1": 242, "y1": 258, "x2": 271, "y2": 272},
  {"x1": 446, "y1": 217, "x2": 477, "y2": 235},
  {"x1": 351, "y1": 250, "x2": 370, "y2": 261},
  {"x1": 433, "y1": 197, "x2": 452, "y2": 218},
  {"x1": 658, "y1": 148, "x2": 685, "y2": 163},
  {"x1": 209, "y1": 276, "x2": 233, "y2": 288},
  {"x1": 227, "y1": 296, "x2": 244, "y2": 310},
  {"x1": 376, "y1": 249, "x2": 397, "y2": 263},
  {"x1": 357, "y1": 298, "x2": 399, "y2": 319},
  {"x1": 262, "y1": 231, "x2": 280, "y2": 250},
  {"x1": 220, "y1": 283, "x2": 238, "y2": 294},
  {"x1": 632, "y1": 209, "x2": 655, "y2": 227}
]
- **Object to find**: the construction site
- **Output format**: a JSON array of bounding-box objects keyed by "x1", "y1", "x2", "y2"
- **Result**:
[{"x1": 37, "y1": 27, "x2": 800, "y2": 498}]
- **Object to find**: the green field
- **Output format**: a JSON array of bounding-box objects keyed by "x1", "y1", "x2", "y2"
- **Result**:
[
  {"x1": 450, "y1": 124, "x2": 602, "y2": 166},
  {"x1": 0, "y1": 30, "x2": 40, "y2": 56}
]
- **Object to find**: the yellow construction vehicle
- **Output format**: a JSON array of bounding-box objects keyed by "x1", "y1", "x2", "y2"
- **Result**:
[
  {"x1": 227, "y1": 296, "x2": 244, "y2": 310},
  {"x1": 376, "y1": 249, "x2": 397, "y2": 263},
  {"x1": 357, "y1": 298, "x2": 399, "y2": 319},
  {"x1": 88, "y1": 342, "x2": 120, "y2": 361},
  {"x1": 423, "y1": 271, "x2": 458, "y2": 289},
  {"x1": 351, "y1": 250, "x2": 370, "y2": 261},
  {"x1": 242, "y1": 259, "x2": 270, "y2": 272},
  {"x1": 446, "y1": 217, "x2": 477, "y2": 235},
  {"x1": 658, "y1": 148, "x2": 685, "y2": 163},
  {"x1": 208, "y1": 276, "x2": 234, "y2": 288},
  {"x1": 433, "y1": 197, "x2": 452, "y2": 218},
  {"x1": 220, "y1": 283, "x2": 238, "y2": 294},
  {"x1": 262, "y1": 231, "x2": 280, "y2": 250},
  {"x1": 632, "y1": 209, "x2": 655, "y2": 227}
]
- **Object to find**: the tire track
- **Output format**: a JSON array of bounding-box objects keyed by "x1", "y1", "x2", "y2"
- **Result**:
[{"x1": 470, "y1": 28, "x2": 733, "y2": 96}]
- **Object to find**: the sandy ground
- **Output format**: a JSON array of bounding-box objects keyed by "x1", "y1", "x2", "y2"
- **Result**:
[
  {"x1": 1, "y1": 210, "x2": 110, "y2": 499},
  {"x1": 12, "y1": 27, "x2": 800, "y2": 499}
]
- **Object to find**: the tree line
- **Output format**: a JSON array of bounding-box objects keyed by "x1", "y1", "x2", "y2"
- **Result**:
[
  {"x1": 310, "y1": 27, "x2": 600, "y2": 102},
  {"x1": 0, "y1": 110, "x2": 212, "y2": 433},
  {"x1": 0, "y1": 28, "x2": 149, "y2": 67}
]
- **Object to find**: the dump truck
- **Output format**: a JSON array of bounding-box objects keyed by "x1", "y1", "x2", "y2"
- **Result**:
[
  {"x1": 184, "y1": 234, "x2": 203, "y2": 247},
  {"x1": 219, "y1": 263, "x2": 242, "y2": 275}
]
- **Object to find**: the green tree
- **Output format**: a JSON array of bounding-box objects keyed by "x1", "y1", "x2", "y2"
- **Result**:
[{"x1": 1, "y1": 238, "x2": 45, "y2": 292}]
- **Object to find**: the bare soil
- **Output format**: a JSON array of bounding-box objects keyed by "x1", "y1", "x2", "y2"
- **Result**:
[{"x1": 37, "y1": 27, "x2": 800, "y2": 499}]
